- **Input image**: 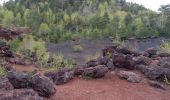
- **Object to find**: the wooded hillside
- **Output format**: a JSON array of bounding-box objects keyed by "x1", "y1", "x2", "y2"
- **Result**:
[{"x1": 0, "y1": 0, "x2": 170, "y2": 42}]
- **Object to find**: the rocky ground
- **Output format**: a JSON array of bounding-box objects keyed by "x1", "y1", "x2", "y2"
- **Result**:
[
  {"x1": 1, "y1": 31, "x2": 170, "y2": 100},
  {"x1": 46, "y1": 37, "x2": 167, "y2": 65},
  {"x1": 53, "y1": 73, "x2": 170, "y2": 100}
]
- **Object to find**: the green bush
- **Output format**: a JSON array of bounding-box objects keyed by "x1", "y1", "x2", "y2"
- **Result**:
[
  {"x1": 159, "y1": 41, "x2": 170, "y2": 53},
  {"x1": 64, "y1": 58, "x2": 76, "y2": 69},
  {"x1": 51, "y1": 53, "x2": 64, "y2": 69},
  {"x1": 8, "y1": 39, "x2": 22, "y2": 54},
  {"x1": 0, "y1": 66, "x2": 7, "y2": 77},
  {"x1": 73, "y1": 44, "x2": 83, "y2": 52}
]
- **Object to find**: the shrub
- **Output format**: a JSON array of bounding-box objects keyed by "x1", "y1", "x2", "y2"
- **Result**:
[
  {"x1": 164, "y1": 75, "x2": 170, "y2": 85},
  {"x1": 7, "y1": 35, "x2": 72, "y2": 71},
  {"x1": 8, "y1": 39, "x2": 22, "y2": 54},
  {"x1": 0, "y1": 66, "x2": 7, "y2": 77},
  {"x1": 159, "y1": 41, "x2": 170, "y2": 53},
  {"x1": 64, "y1": 58, "x2": 76, "y2": 69},
  {"x1": 73, "y1": 44, "x2": 83, "y2": 52},
  {"x1": 50, "y1": 53, "x2": 64, "y2": 69}
]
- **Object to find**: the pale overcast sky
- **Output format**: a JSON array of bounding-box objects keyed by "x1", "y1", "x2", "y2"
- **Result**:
[
  {"x1": 0, "y1": 0, "x2": 170, "y2": 11},
  {"x1": 126, "y1": 0, "x2": 170, "y2": 11},
  {"x1": 0, "y1": 0, "x2": 8, "y2": 5}
]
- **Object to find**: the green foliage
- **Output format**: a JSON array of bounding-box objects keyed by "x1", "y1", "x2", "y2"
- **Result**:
[
  {"x1": 64, "y1": 58, "x2": 76, "y2": 69},
  {"x1": 38, "y1": 23, "x2": 51, "y2": 40},
  {"x1": 159, "y1": 41, "x2": 170, "y2": 53},
  {"x1": 50, "y1": 53, "x2": 64, "y2": 69},
  {"x1": 73, "y1": 44, "x2": 83, "y2": 52},
  {"x1": 0, "y1": 66, "x2": 7, "y2": 77},
  {"x1": 8, "y1": 35, "x2": 74, "y2": 70},
  {"x1": 164, "y1": 75, "x2": 170, "y2": 85},
  {"x1": 1, "y1": 0, "x2": 170, "y2": 41},
  {"x1": 2, "y1": 10, "x2": 14, "y2": 28},
  {"x1": 8, "y1": 39, "x2": 22, "y2": 54}
]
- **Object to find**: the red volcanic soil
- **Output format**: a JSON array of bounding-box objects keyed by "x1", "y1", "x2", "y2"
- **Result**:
[
  {"x1": 51, "y1": 73, "x2": 170, "y2": 100},
  {"x1": 12, "y1": 64, "x2": 170, "y2": 100}
]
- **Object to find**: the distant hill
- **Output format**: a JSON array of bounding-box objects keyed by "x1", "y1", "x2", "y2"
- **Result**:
[{"x1": 0, "y1": 0, "x2": 169, "y2": 42}]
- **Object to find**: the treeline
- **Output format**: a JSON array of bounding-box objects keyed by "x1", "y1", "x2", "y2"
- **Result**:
[{"x1": 0, "y1": 0, "x2": 170, "y2": 42}]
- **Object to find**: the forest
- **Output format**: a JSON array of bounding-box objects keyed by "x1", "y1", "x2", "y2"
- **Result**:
[{"x1": 0, "y1": 0, "x2": 169, "y2": 42}]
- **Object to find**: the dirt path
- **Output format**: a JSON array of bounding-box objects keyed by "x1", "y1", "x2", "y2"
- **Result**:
[{"x1": 51, "y1": 73, "x2": 170, "y2": 100}]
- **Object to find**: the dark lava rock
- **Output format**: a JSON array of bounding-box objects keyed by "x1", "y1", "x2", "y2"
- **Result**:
[
  {"x1": 9, "y1": 57, "x2": 32, "y2": 66},
  {"x1": 158, "y1": 53, "x2": 170, "y2": 57},
  {"x1": 86, "y1": 59, "x2": 99, "y2": 67},
  {"x1": 0, "y1": 77, "x2": 13, "y2": 91},
  {"x1": 142, "y1": 60, "x2": 170, "y2": 81},
  {"x1": 82, "y1": 65, "x2": 109, "y2": 79},
  {"x1": 98, "y1": 56, "x2": 110, "y2": 65},
  {"x1": 133, "y1": 56, "x2": 152, "y2": 66},
  {"x1": 7, "y1": 71, "x2": 31, "y2": 89},
  {"x1": 106, "y1": 60, "x2": 115, "y2": 71},
  {"x1": 142, "y1": 52, "x2": 150, "y2": 57},
  {"x1": 4, "y1": 64, "x2": 14, "y2": 71},
  {"x1": 0, "y1": 89, "x2": 44, "y2": 100},
  {"x1": 0, "y1": 43, "x2": 13, "y2": 57},
  {"x1": 73, "y1": 66, "x2": 85, "y2": 75},
  {"x1": 102, "y1": 45, "x2": 118, "y2": 56},
  {"x1": 159, "y1": 62, "x2": 170, "y2": 80},
  {"x1": 44, "y1": 68, "x2": 74, "y2": 85},
  {"x1": 145, "y1": 66, "x2": 165, "y2": 80},
  {"x1": 116, "y1": 47, "x2": 132, "y2": 55},
  {"x1": 112, "y1": 53, "x2": 125, "y2": 67},
  {"x1": 124, "y1": 55, "x2": 136, "y2": 70},
  {"x1": 136, "y1": 65, "x2": 151, "y2": 74},
  {"x1": 148, "y1": 81, "x2": 166, "y2": 90},
  {"x1": 30, "y1": 74, "x2": 56, "y2": 97},
  {"x1": 112, "y1": 54, "x2": 135, "y2": 70},
  {"x1": 158, "y1": 60, "x2": 170, "y2": 68},
  {"x1": 145, "y1": 48, "x2": 157, "y2": 57},
  {"x1": 118, "y1": 71, "x2": 141, "y2": 83},
  {"x1": 131, "y1": 51, "x2": 141, "y2": 57}
]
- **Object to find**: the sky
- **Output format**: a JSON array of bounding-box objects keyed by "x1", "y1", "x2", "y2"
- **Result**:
[
  {"x1": 0, "y1": 0, "x2": 170, "y2": 11},
  {"x1": 126, "y1": 0, "x2": 170, "y2": 11},
  {"x1": 0, "y1": 0, "x2": 8, "y2": 5}
]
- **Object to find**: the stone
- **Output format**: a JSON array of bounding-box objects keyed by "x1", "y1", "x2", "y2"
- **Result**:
[
  {"x1": 112, "y1": 54, "x2": 135, "y2": 70},
  {"x1": 73, "y1": 66, "x2": 85, "y2": 75},
  {"x1": 112, "y1": 53, "x2": 125, "y2": 67},
  {"x1": 0, "y1": 43, "x2": 13, "y2": 57},
  {"x1": 118, "y1": 71, "x2": 141, "y2": 83},
  {"x1": 136, "y1": 65, "x2": 151, "y2": 74},
  {"x1": 0, "y1": 77, "x2": 13, "y2": 91},
  {"x1": 86, "y1": 59, "x2": 99, "y2": 67},
  {"x1": 145, "y1": 48, "x2": 157, "y2": 57},
  {"x1": 0, "y1": 89, "x2": 44, "y2": 100},
  {"x1": 116, "y1": 47, "x2": 132, "y2": 55},
  {"x1": 4, "y1": 64, "x2": 15, "y2": 71},
  {"x1": 133, "y1": 56, "x2": 152, "y2": 66},
  {"x1": 102, "y1": 45, "x2": 118, "y2": 56},
  {"x1": 148, "y1": 81, "x2": 166, "y2": 90},
  {"x1": 30, "y1": 74, "x2": 56, "y2": 97},
  {"x1": 106, "y1": 60, "x2": 115, "y2": 71},
  {"x1": 44, "y1": 68, "x2": 74, "y2": 85},
  {"x1": 98, "y1": 56, "x2": 109, "y2": 65},
  {"x1": 158, "y1": 53, "x2": 170, "y2": 57},
  {"x1": 82, "y1": 65, "x2": 109, "y2": 79},
  {"x1": 7, "y1": 71, "x2": 31, "y2": 89},
  {"x1": 145, "y1": 66, "x2": 165, "y2": 80}
]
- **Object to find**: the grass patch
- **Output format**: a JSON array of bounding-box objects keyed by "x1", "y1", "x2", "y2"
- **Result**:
[
  {"x1": 73, "y1": 44, "x2": 83, "y2": 52},
  {"x1": 159, "y1": 41, "x2": 170, "y2": 53},
  {"x1": 0, "y1": 66, "x2": 7, "y2": 77}
]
